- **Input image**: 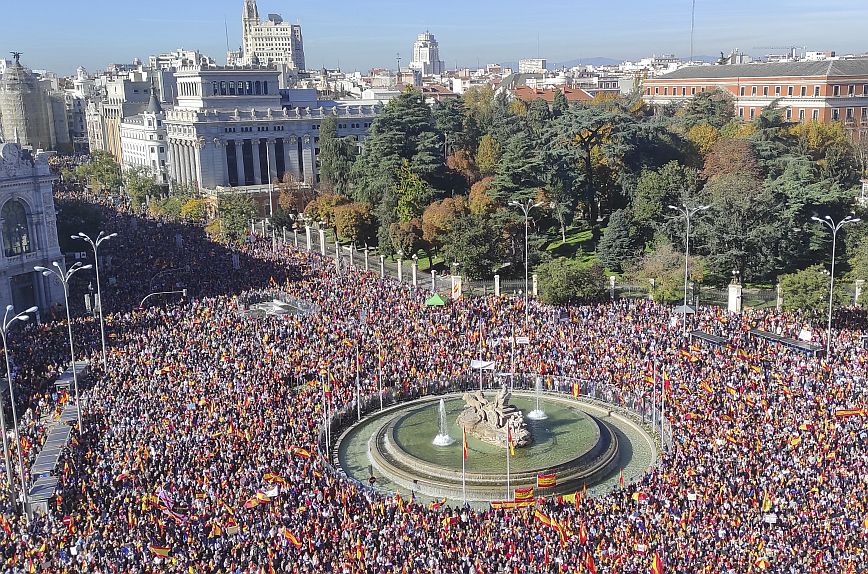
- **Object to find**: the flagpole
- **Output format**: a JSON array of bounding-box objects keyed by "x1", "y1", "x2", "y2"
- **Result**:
[
  {"x1": 378, "y1": 340, "x2": 383, "y2": 411},
  {"x1": 326, "y1": 365, "x2": 332, "y2": 453},
  {"x1": 321, "y1": 373, "x2": 327, "y2": 456},
  {"x1": 661, "y1": 366, "x2": 666, "y2": 453},
  {"x1": 462, "y1": 427, "x2": 467, "y2": 505},
  {"x1": 356, "y1": 342, "x2": 361, "y2": 422},
  {"x1": 506, "y1": 431, "x2": 511, "y2": 501},
  {"x1": 652, "y1": 361, "x2": 657, "y2": 429}
]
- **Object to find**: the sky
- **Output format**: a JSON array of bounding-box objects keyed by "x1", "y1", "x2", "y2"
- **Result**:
[{"x1": 5, "y1": 0, "x2": 868, "y2": 75}]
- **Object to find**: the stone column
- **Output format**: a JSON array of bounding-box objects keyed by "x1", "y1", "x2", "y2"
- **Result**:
[
  {"x1": 252, "y1": 139, "x2": 262, "y2": 185},
  {"x1": 397, "y1": 257, "x2": 403, "y2": 282},
  {"x1": 728, "y1": 282, "x2": 743, "y2": 314},
  {"x1": 318, "y1": 228, "x2": 326, "y2": 256},
  {"x1": 363, "y1": 248, "x2": 369, "y2": 272},
  {"x1": 379, "y1": 255, "x2": 385, "y2": 276},
  {"x1": 266, "y1": 139, "x2": 277, "y2": 184},
  {"x1": 776, "y1": 283, "x2": 783, "y2": 311},
  {"x1": 494, "y1": 275, "x2": 501, "y2": 297},
  {"x1": 302, "y1": 134, "x2": 315, "y2": 184},
  {"x1": 192, "y1": 138, "x2": 203, "y2": 190},
  {"x1": 235, "y1": 141, "x2": 246, "y2": 187},
  {"x1": 533, "y1": 274, "x2": 539, "y2": 298},
  {"x1": 287, "y1": 136, "x2": 301, "y2": 181},
  {"x1": 167, "y1": 141, "x2": 178, "y2": 183},
  {"x1": 855, "y1": 279, "x2": 865, "y2": 306},
  {"x1": 431, "y1": 270, "x2": 436, "y2": 291},
  {"x1": 411, "y1": 258, "x2": 418, "y2": 287},
  {"x1": 184, "y1": 142, "x2": 194, "y2": 184},
  {"x1": 305, "y1": 225, "x2": 312, "y2": 251}
]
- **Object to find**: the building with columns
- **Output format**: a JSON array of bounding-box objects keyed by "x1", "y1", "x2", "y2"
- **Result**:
[
  {"x1": 164, "y1": 66, "x2": 382, "y2": 194},
  {"x1": 0, "y1": 143, "x2": 63, "y2": 314},
  {"x1": 227, "y1": 0, "x2": 305, "y2": 72}
]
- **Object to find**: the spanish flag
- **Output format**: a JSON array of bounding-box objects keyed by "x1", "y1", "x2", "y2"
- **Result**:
[
  {"x1": 537, "y1": 472, "x2": 556, "y2": 488},
  {"x1": 754, "y1": 557, "x2": 770, "y2": 570},
  {"x1": 619, "y1": 468, "x2": 625, "y2": 488},
  {"x1": 514, "y1": 487, "x2": 534, "y2": 502},
  {"x1": 290, "y1": 446, "x2": 312, "y2": 458},
  {"x1": 429, "y1": 498, "x2": 446, "y2": 511},
  {"x1": 507, "y1": 426, "x2": 515, "y2": 457},
  {"x1": 699, "y1": 381, "x2": 714, "y2": 395},
  {"x1": 572, "y1": 383, "x2": 580, "y2": 398},
  {"x1": 148, "y1": 544, "x2": 171, "y2": 557},
  {"x1": 834, "y1": 407, "x2": 866, "y2": 418},
  {"x1": 662, "y1": 369, "x2": 671, "y2": 393},
  {"x1": 650, "y1": 551, "x2": 664, "y2": 574},
  {"x1": 284, "y1": 529, "x2": 302, "y2": 548},
  {"x1": 533, "y1": 509, "x2": 551, "y2": 526},
  {"x1": 584, "y1": 552, "x2": 597, "y2": 574},
  {"x1": 462, "y1": 427, "x2": 468, "y2": 460}
]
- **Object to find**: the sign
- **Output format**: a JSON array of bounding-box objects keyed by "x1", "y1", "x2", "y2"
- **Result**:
[{"x1": 515, "y1": 336, "x2": 530, "y2": 345}]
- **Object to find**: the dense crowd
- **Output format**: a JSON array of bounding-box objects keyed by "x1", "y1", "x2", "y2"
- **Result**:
[{"x1": 0, "y1": 174, "x2": 865, "y2": 573}]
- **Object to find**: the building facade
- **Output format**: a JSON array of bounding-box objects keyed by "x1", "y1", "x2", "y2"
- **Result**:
[
  {"x1": 163, "y1": 66, "x2": 381, "y2": 192},
  {"x1": 119, "y1": 86, "x2": 168, "y2": 184},
  {"x1": 86, "y1": 69, "x2": 154, "y2": 160},
  {"x1": 229, "y1": 0, "x2": 305, "y2": 71},
  {"x1": 0, "y1": 143, "x2": 63, "y2": 314},
  {"x1": 518, "y1": 59, "x2": 547, "y2": 74},
  {"x1": 0, "y1": 54, "x2": 70, "y2": 152},
  {"x1": 643, "y1": 59, "x2": 868, "y2": 132},
  {"x1": 410, "y1": 32, "x2": 445, "y2": 76}
]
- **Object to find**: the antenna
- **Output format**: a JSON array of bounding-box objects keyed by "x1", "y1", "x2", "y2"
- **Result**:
[
  {"x1": 690, "y1": 0, "x2": 696, "y2": 64},
  {"x1": 224, "y1": 18, "x2": 230, "y2": 54},
  {"x1": 396, "y1": 52, "x2": 401, "y2": 73}
]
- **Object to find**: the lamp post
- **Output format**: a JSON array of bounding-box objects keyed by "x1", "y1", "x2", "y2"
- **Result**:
[
  {"x1": 812, "y1": 214, "x2": 861, "y2": 357},
  {"x1": 668, "y1": 203, "x2": 710, "y2": 333},
  {"x1": 509, "y1": 199, "x2": 543, "y2": 326},
  {"x1": 72, "y1": 231, "x2": 117, "y2": 369},
  {"x1": 35, "y1": 262, "x2": 92, "y2": 430},
  {"x1": 1, "y1": 304, "x2": 37, "y2": 520}
]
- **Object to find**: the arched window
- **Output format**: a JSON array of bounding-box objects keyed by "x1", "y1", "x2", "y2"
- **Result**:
[
  {"x1": 255, "y1": 81, "x2": 261, "y2": 95},
  {"x1": 2, "y1": 200, "x2": 31, "y2": 257},
  {"x1": 263, "y1": 81, "x2": 268, "y2": 95}
]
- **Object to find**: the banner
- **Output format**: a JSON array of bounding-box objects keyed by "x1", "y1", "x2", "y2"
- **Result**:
[
  {"x1": 537, "y1": 473, "x2": 557, "y2": 488},
  {"x1": 514, "y1": 487, "x2": 534, "y2": 501}
]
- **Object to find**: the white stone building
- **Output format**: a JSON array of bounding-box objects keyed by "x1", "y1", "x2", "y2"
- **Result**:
[
  {"x1": 0, "y1": 143, "x2": 63, "y2": 313},
  {"x1": 518, "y1": 59, "x2": 547, "y2": 74},
  {"x1": 227, "y1": 0, "x2": 305, "y2": 72},
  {"x1": 164, "y1": 66, "x2": 382, "y2": 192},
  {"x1": 119, "y1": 86, "x2": 168, "y2": 184},
  {"x1": 410, "y1": 32, "x2": 445, "y2": 76}
]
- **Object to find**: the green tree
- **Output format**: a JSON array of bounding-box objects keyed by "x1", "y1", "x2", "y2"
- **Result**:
[
  {"x1": 442, "y1": 214, "x2": 502, "y2": 279},
  {"x1": 124, "y1": 167, "x2": 161, "y2": 208},
  {"x1": 463, "y1": 85, "x2": 496, "y2": 130},
  {"x1": 388, "y1": 219, "x2": 423, "y2": 257},
  {"x1": 536, "y1": 259, "x2": 606, "y2": 304},
  {"x1": 304, "y1": 193, "x2": 350, "y2": 226},
  {"x1": 780, "y1": 265, "x2": 846, "y2": 312},
  {"x1": 491, "y1": 131, "x2": 542, "y2": 204},
  {"x1": 551, "y1": 89, "x2": 569, "y2": 118},
  {"x1": 631, "y1": 161, "x2": 699, "y2": 245},
  {"x1": 433, "y1": 98, "x2": 479, "y2": 153},
  {"x1": 215, "y1": 194, "x2": 257, "y2": 243},
  {"x1": 678, "y1": 89, "x2": 735, "y2": 130},
  {"x1": 75, "y1": 151, "x2": 122, "y2": 193},
  {"x1": 318, "y1": 115, "x2": 358, "y2": 195},
  {"x1": 395, "y1": 161, "x2": 432, "y2": 221},
  {"x1": 597, "y1": 209, "x2": 636, "y2": 272},
  {"x1": 631, "y1": 238, "x2": 707, "y2": 303},
  {"x1": 476, "y1": 134, "x2": 501, "y2": 177}
]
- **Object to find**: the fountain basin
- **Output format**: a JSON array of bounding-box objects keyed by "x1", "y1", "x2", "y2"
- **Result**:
[{"x1": 346, "y1": 393, "x2": 620, "y2": 502}]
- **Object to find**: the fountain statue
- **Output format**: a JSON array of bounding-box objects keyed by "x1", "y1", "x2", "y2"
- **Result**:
[
  {"x1": 457, "y1": 386, "x2": 531, "y2": 448},
  {"x1": 527, "y1": 376, "x2": 548, "y2": 420},
  {"x1": 432, "y1": 398, "x2": 455, "y2": 446}
]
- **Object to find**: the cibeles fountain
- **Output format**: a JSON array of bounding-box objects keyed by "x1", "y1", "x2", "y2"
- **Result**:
[{"x1": 334, "y1": 383, "x2": 624, "y2": 502}]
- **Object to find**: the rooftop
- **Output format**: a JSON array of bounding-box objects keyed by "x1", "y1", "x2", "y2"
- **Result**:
[
  {"x1": 653, "y1": 58, "x2": 868, "y2": 80},
  {"x1": 513, "y1": 86, "x2": 593, "y2": 103}
]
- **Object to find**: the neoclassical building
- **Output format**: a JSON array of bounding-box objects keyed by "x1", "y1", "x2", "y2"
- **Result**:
[
  {"x1": 0, "y1": 143, "x2": 63, "y2": 313},
  {"x1": 119, "y1": 85, "x2": 168, "y2": 184},
  {"x1": 227, "y1": 0, "x2": 305, "y2": 71},
  {"x1": 164, "y1": 66, "x2": 382, "y2": 191}
]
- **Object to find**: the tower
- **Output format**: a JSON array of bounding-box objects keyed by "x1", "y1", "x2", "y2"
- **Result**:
[
  {"x1": 0, "y1": 53, "x2": 56, "y2": 150},
  {"x1": 242, "y1": 0, "x2": 259, "y2": 61}
]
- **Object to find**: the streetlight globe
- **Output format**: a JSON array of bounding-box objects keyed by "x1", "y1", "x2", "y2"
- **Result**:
[
  {"x1": 24, "y1": 306, "x2": 37, "y2": 313},
  {"x1": 52, "y1": 261, "x2": 61, "y2": 269},
  {"x1": 107, "y1": 232, "x2": 118, "y2": 239},
  {"x1": 5, "y1": 304, "x2": 12, "y2": 312},
  {"x1": 33, "y1": 266, "x2": 47, "y2": 272},
  {"x1": 850, "y1": 218, "x2": 862, "y2": 224},
  {"x1": 667, "y1": 205, "x2": 678, "y2": 210},
  {"x1": 17, "y1": 316, "x2": 29, "y2": 323},
  {"x1": 81, "y1": 264, "x2": 93, "y2": 270},
  {"x1": 71, "y1": 235, "x2": 80, "y2": 240},
  {"x1": 811, "y1": 216, "x2": 822, "y2": 222}
]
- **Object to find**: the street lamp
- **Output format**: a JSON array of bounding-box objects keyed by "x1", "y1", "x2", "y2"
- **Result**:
[
  {"x1": 72, "y1": 231, "x2": 117, "y2": 369},
  {"x1": 1, "y1": 304, "x2": 37, "y2": 520},
  {"x1": 509, "y1": 199, "x2": 543, "y2": 325},
  {"x1": 811, "y1": 214, "x2": 861, "y2": 357},
  {"x1": 35, "y1": 261, "x2": 92, "y2": 430},
  {"x1": 668, "y1": 203, "x2": 710, "y2": 333}
]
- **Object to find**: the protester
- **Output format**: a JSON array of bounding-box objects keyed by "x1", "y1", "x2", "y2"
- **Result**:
[{"x1": 0, "y1": 170, "x2": 864, "y2": 574}]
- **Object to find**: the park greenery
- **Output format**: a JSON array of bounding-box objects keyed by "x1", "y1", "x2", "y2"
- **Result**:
[{"x1": 66, "y1": 87, "x2": 868, "y2": 308}]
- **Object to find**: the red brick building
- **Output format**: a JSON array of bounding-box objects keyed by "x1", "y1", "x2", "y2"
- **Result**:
[
  {"x1": 643, "y1": 59, "x2": 868, "y2": 134},
  {"x1": 513, "y1": 86, "x2": 593, "y2": 104}
]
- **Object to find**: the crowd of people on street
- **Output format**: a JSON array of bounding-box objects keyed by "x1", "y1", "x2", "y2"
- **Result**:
[{"x1": 0, "y1": 171, "x2": 865, "y2": 573}]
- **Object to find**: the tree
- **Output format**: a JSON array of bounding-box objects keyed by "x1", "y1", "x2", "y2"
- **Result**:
[
  {"x1": 697, "y1": 173, "x2": 782, "y2": 281},
  {"x1": 318, "y1": 115, "x2": 357, "y2": 195},
  {"x1": 276, "y1": 174, "x2": 316, "y2": 214},
  {"x1": 686, "y1": 123, "x2": 720, "y2": 157},
  {"x1": 180, "y1": 198, "x2": 209, "y2": 223},
  {"x1": 395, "y1": 161, "x2": 431, "y2": 222},
  {"x1": 55, "y1": 199, "x2": 104, "y2": 254},
  {"x1": 631, "y1": 238, "x2": 707, "y2": 303},
  {"x1": 442, "y1": 214, "x2": 502, "y2": 279},
  {"x1": 679, "y1": 89, "x2": 735, "y2": 130},
  {"x1": 551, "y1": 89, "x2": 569, "y2": 118},
  {"x1": 421, "y1": 196, "x2": 468, "y2": 251},
  {"x1": 215, "y1": 194, "x2": 257, "y2": 243},
  {"x1": 334, "y1": 202, "x2": 375, "y2": 245},
  {"x1": 476, "y1": 134, "x2": 501, "y2": 177},
  {"x1": 491, "y1": 131, "x2": 542, "y2": 204},
  {"x1": 304, "y1": 193, "x2": 350, "y2": 226},
  {"x1": 463, "y1": 85, "x2": 496, "y2": 130},
  {"x1": 388, "y1": 219, "x2": 423, "y2": 257},
  {"x1": 780, "y1": 265, "x2": 846, "y2": 312},
  {"x1": 597, "y1": 209, "x2": 636, "y2": 272},
  {"x1": 123, "y1": 167, "x2": 161, "y2": 208},
  {"x1": 75, "y1": 151, "x2": 122, "y2": 193},
  {"x1": 536, "y1": 259, "x2": 606, "y2": 305},
  {"x1": 468, "y1": 177, "x2": 496, "y2": 216},
  {"x1": 631, "y1": 161, "x2": 700, "y2": 245},
  {"x1": 446, "y1": 150, "x2": 480, "y2": 187},
  {"x1": 433, "y1": 98, "x2": 479, "y2": 153},
  {"x1": 702, "y1": 138, "x2": 761, "y2": 180}
]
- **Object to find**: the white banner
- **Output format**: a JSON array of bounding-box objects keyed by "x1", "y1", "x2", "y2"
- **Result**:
[{"x1": 470, "y1": 360, "x2": 496, "y2": 371}]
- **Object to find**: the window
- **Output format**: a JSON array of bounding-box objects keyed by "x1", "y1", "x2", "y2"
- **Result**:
[
  {"x1": 785, "y1": 108, "x2": 792, "y2": 120},
  {"x1": 814, "y1": 86, "x2": 820, "y2": 97},
  {"x1": 739, "y1": 86, "x2": 745, "y2": 96},
  {"x1": 663, "y1": 87, "x2": 668, "y2": 95},
  {"x1": 229, "y1": 81, "x2": 236, "y2": 96},
  {"x1": 787, "y1": 86, "x2": 793, "y2": 96},
  {"x1": 246, "y1": 81, "x2": 253, "y2": 95},
  {"x1": 1, "y1": 200, "x2": 31, "y2": 257},
  {"x1": 833, "y1": 85, "x2": 840, "y2": 97},
  {"x1": 255, "y1": 81, "x2": 261, "y2": 95},
  {"x1": 751, "y1": 86, "x2": 757, "y2": 95},
  {"x1": 263, "y1": 81, "x2": 269, "y2": 94},
  {"x1": 159, "y1": 147, "x2": 164, "y2": 153},
  {"x1": 763, "y1": 86, "x2": 769, "y2": 96},
  {"x1": 738, "y1": 108, "x2": 744, "y2": 118},
  {"x1": 220, "y1": 81, "x2": 227, "y2": 96},
  {"x1": 862, "y1": 108, "x2": 867, "y2": 120},
  {"x1": 654, "y1": 87, "x2": 659, "y2": 95},
  {"x1": 212, "y1": 81, "x2": 218, "y2": 95},
  {"x1": 832, "y1": 108, "x2": 840, "y2": 121},
  {"x1": 750, "y1": 108, "x2": 755, "y2": 120},
  {"x1": 801, "y1": 86, "x2": 807, "y2": 96},
  {"x1": 849, "y1": 85, "x2": 855, "y2": 96},
  {"x1": 775, "y1": 86, "x2": 781, "y2": 96},
  {"x1": 681, "y1": 87, "x2": 686, "y2": 96},
  {"x1": 847, "y1": 108, "x2": 854, "y2": 120},
  {"x1": 799, "y1": 109, "x2": 805, "y2": 121}
]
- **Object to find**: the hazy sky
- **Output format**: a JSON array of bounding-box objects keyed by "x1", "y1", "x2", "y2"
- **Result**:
[{"x1": 5, "y1": 0, "x2": 868, "y2": 75}]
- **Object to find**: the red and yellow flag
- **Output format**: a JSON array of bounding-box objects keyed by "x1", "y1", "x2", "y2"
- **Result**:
[
  {"x1": 514, "y1": 487, "x2": 534, "y2": 502},
  {"x1": 650, "y1": 551, "x2": 664, "y2": 574},
  {"x1": 462, "y1": 427, "x2": 468, "y2": 460},
  {"x1": 537, "y1": 473, "x2": 556, "y2": 488},
  {"x1": 148, "y1": 544, "x2": 171, "y2": 557}
]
